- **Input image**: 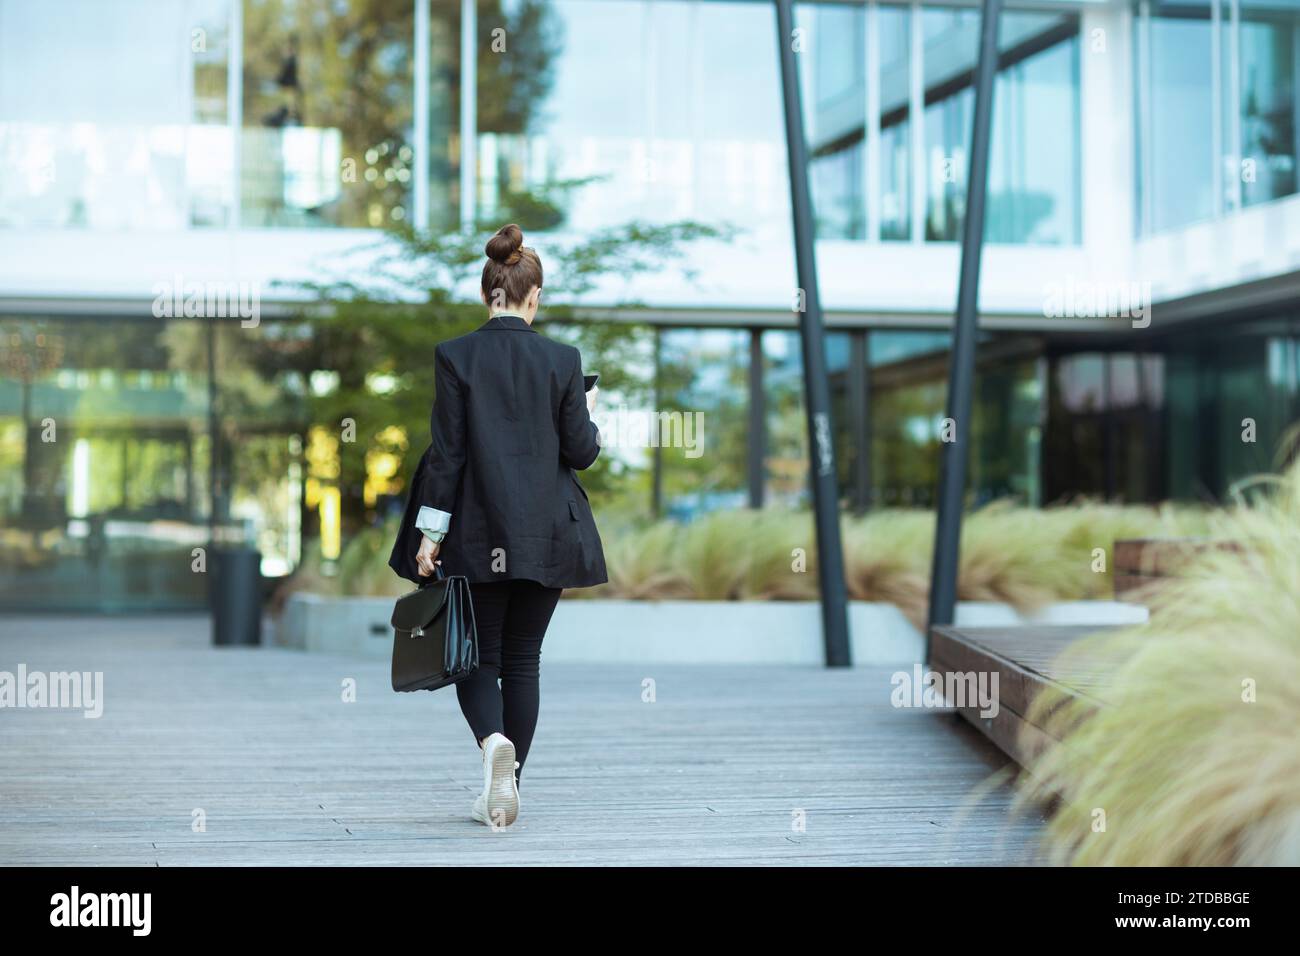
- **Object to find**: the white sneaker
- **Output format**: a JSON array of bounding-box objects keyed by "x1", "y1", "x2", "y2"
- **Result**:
[
  {"x1": 470, "y1": 788, "x2": 520, "y2": 827},
  {"x1": 472, "y1": 733, "x2": 519, "y2": 827}
]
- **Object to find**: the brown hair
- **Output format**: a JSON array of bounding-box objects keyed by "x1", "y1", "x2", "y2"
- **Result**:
[{"x1": 481, "y1": 223, "x2": 543, "y2": 309}]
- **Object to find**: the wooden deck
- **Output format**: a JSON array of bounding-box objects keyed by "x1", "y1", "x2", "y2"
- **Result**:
[
  {"x1": 930, "y1": 625, "x2": 1121, "y2": 766},
  {"x1": 0, "y1": 615, "x2": 1043, "y2": 866}
]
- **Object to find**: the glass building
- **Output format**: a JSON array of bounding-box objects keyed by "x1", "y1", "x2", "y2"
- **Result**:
[{"x1": 2, "y1": 0, "x2": 1299, "y2": 610}]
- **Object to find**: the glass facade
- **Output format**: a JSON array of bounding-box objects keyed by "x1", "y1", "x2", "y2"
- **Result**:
[
  {"x1": 241, "y1": 0, "x2": 416, "y2": 228},
  {"x1": 607, "y1": 324, "x2": 1043, "y2": 519},
  {"x1": 0, "y1": 0, "x2": 234, "y2": 229},
  {"x1": 864, "y1": 329, "x2": 1039, "y2": 508},
  {"x1": 801, "y1": 1, "x2": 868, "y2": 239},
  {"x1": 762, "y1": 331, "x2": 813, "y2": 508},
  {"x1": 0, "y1": 319, "x2": 213, "y2": 610},
  {"x1": 1043, "y1": 352, "x2": 1166, "y2": 502},
  {"x1": 0, "y1": 317, "x2": 309, "y2": 611},
  {"x1": 922, "y1": 8, "x2": 1081, "y2": 243},
  {"x1": 1137, "y1": 2, "x2": 1215, "y2": 232},
  {"x1": 1136, "y1": 0, "x2": 1300, "y2": 232},
  {"x1": 1162, "y1": 316, "x2": 1300, "y2": 499},
  {"x1": 657, "y1": 328, "x2": 751, "y2": 518},
  {"x1": 478, "y1": 0, "x2": 790, "y2": 237},
  {"x1": 880, "y1": 5, "x2": 913, "y2": 241},
  {"x1": 0, "y1": 1, "x2": 1086, "y2": 240},
  {"x1": 1043, "y1": 314, "x2": 1300, "y2": 503},
  {"x1": 2, "y1": 0, "x2": 1299, "y2": 611},
  {"x1": 797, "y1": 2, "x2": 1080, "y2": 244},
  {"x1": 4, "y1": 0, "x2": 1293, "y2": 243},
  {"x1": 869, "y1": 330, "x2": 951, "y2": 506},
  {"x1": 1240, "y1": 0, "x2": 1300, "y2": 208}
]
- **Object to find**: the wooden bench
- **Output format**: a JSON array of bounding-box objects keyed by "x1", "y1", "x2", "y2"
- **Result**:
[
  {"x1": 1113, "y1": 537, "x2": 1240, "y2": 600},
  {"x1": 929, "y1": 625, "x2": 1123, "y2": 766},
  {"x1": 932, "y1": 540, "x2": 1242, "y2": 767}
]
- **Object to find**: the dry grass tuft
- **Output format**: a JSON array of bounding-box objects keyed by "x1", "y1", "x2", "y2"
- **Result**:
[
  {"x1": 1015, "y1": 463, "x2": 1300, "y2": 865},
  {"x1": 277, "y1": 499, "x2": 1213, "y2": 623}
]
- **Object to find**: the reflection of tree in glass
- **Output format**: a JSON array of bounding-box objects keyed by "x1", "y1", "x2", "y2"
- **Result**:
[
  {"x1": 242, "y1": 0, "x2": 415, "y2": 227},
  {"x1": 475, "y1": 0, "x2": 561, "y2": 136},
  {"x1": 657, "y1": 335, "x2": 750, "y2": 513},
  {"x1": 765, "y1": 350, "x2": 810, "y2": 506},
  {"x1": 240, "y1": 0, "x2": 563, "y2": 229},
  {"x1": 473, "y1": 0, "x2": 572, "y2": 229},
  {"x1": 872, "y1": 379, "x2": 945, "y2": 506}
]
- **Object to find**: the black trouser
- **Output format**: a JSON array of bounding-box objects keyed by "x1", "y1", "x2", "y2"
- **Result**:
[{"x1": 456, "y1": 578, "x2": 562, "y2": 789}]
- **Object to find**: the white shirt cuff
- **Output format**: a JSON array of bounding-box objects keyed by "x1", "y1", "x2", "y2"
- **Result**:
[{"x1": 416, "y1": 506, "x2": 451, "y2": 541}]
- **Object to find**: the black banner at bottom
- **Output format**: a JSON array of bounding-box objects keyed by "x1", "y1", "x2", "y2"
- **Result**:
[{"x1": 0, "y1": 865, "x2": 1282, "y2": 941}]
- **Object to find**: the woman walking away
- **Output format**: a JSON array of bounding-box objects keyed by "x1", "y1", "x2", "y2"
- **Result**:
[{"x1": 388, "y1": 223, "x2": 607, "y2": 827}]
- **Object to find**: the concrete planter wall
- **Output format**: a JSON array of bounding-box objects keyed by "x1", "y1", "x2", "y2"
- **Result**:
[{"x1": 274, "y1": 593, "x2": 1148, "y2": 666}]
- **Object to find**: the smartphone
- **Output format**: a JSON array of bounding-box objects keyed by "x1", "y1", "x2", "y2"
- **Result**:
[{"x1": 583, "y1": 373, "x2": 600, "y2": 392}]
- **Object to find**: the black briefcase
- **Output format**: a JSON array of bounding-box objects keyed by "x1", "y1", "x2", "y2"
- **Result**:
[{"x1": 390, "y1": 566, "x2": 478, "y2": 692}]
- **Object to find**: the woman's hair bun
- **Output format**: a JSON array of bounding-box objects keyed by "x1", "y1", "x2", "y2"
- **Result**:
[{"x1": 485, "y1": 223, "x2": 525, "y2": 264}]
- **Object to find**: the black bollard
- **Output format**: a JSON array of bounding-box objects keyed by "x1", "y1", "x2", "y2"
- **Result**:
[{"x1": 211, "y1": 547, "x2": 263, "y2": 646}]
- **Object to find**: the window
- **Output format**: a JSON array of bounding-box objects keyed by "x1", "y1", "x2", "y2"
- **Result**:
[
  {"x1": 801, "y1": 1, "x2": 867, "y2": 239},
  {"x1": 1240, "y1": 0, "x2": 1299, "y2": 208},
  {"x1": 880, "y1": 4, "x2": 912, "y2": 241},
  {"x1": 0, "y1": 0, "x2": 234, "y2": 229},
  {"x1": 657, "y1": 328, "x2": 751, "y2": 519},
  {"x1": 1137, "y1": 2, "x2": 1214, "y2": 233},
  {"x1": 923, "y1": 7, "x2": 1081, "y2": 244},
  {"x1": 476, "y1": 0, "x2": 789, "y2": 239},
  {"x1": 241, "y1": 0, "x2": 415, "y2": 228}
]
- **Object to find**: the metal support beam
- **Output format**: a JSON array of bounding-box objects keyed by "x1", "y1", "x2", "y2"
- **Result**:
[
  {"x1": 926, "y1": 0, "x2": 1002, "y2": 655},
  {"x1": 774, "y1": 0, "x2": 852, "y2": 668}
]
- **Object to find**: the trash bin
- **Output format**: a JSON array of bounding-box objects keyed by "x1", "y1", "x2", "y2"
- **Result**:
[{"x1": 212, "y1": 547, "x2": 262, "y2": 646}]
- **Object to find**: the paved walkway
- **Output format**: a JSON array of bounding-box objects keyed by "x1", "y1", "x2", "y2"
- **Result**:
[{"x1": 0, "y1": 615, "x2": 1042, "y2": 865}]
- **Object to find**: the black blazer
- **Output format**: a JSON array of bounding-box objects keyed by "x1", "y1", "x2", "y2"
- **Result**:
[{"x1": 388, "y1": 313, "x2": 607, "y2": 589}]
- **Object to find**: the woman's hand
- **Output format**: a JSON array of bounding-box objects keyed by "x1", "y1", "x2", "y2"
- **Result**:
[
  {"x1": 586, "y1": 385, "x2": 599, "y2": 415},
  {"x1": 415, "y1": 536, "x2": 441, "y2": 577}
]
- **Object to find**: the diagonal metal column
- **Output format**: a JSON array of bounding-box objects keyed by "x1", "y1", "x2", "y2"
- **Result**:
[
  {"x1": 926, "y1": 0, "x2": 1003, "y2": 656},
  {"x1": 774, "y1": 0, "x2": 851, "y2": 667}
]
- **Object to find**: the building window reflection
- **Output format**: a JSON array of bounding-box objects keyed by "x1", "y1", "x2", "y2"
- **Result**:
[
  {"x1": 867, "y1": 330, "x2": 1041, "y2": 507},
  {"x1": 1133, "y1": 0, "x2": 1300, "y2": 231},
  {"x1": 880, "y1": 4, "x2": 913, "y2": 241},
  {"x1": 1240, "y1": 0, "x2": 1299, "y2": 209},
  {"x1": 923, "y1": 7, "x2": 1081, "y2": 244},
  {"x1": 476, "y1": 0, "x2": 789, "y2": 239},
  {"x1": 0, "y1": 0, "x2": 234, "y2": 229},
  {"x1": 427, "y1": 0, "x2": 463, "y2": 232},
  {"x1": 657, "y1": 328, "x2": 751, "y2": 519},
  {"x1": 869, "y1": 330, "x2": 951, "y2": 507},
  {"x1": 0, "y1": 316, "x2": 313, "y2": 611},
  {"x1": 761, "y1": 331, "x2": 810, "y2": 508},
  {"x1": 758, "y1": 329, "x2": 853, "y2": 510},
  {"x1": 800, "y1": 1, "x2": 867, "y2": 239},
  {"x1": 0, "y1": 319, "x2": 213, "y2": 610},
  {"x1": 1136, "y1": 2, "x2": 1214, "y2": 233},
  {"x1": 241, "y1": 0, "x2": 414, "y2": 228}
]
